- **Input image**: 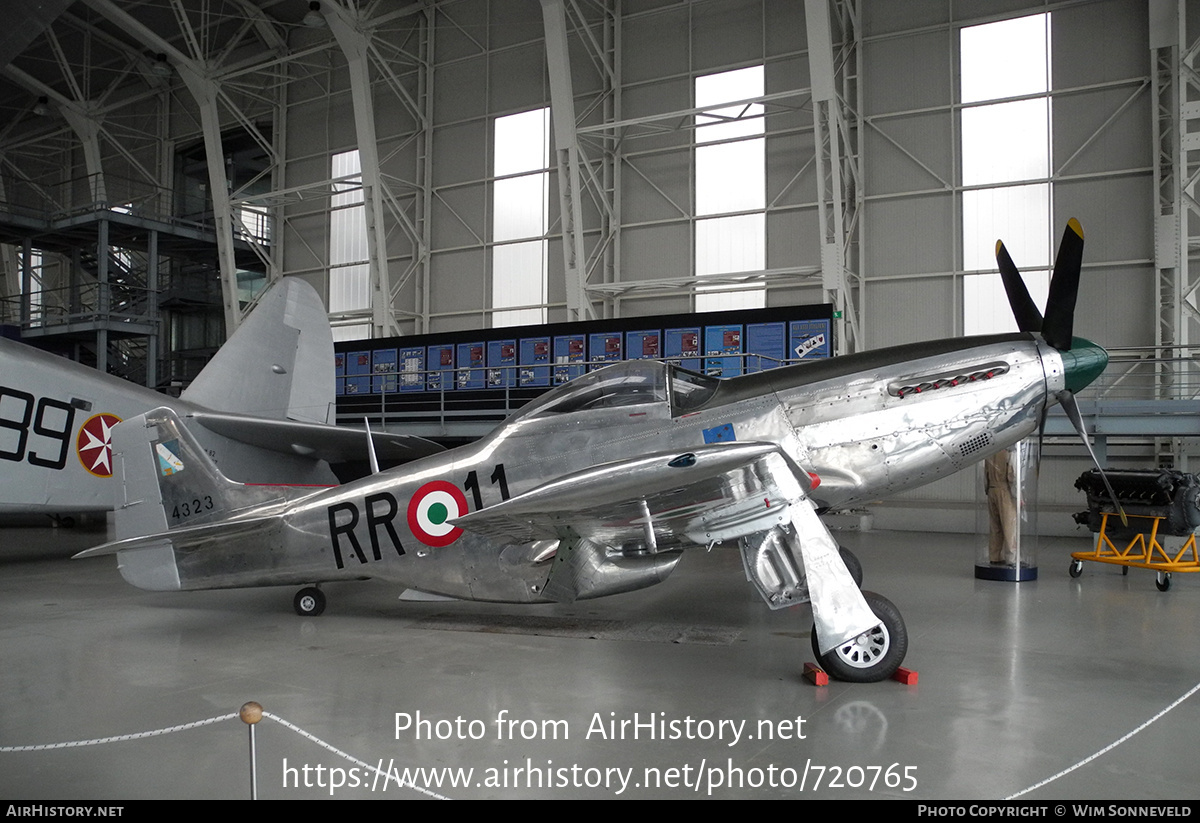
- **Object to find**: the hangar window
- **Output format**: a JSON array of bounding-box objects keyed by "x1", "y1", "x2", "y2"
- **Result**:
[
  {"x1": 960, "y1": 13, "x2": 1051, "y2": 335},
  {"x1": 694, "y1": 65, "x2": 766, "y2": 313},
  {"x1": 492, "y1": 107, "x2": 549, "y2": 328},
  {"x1": 328, "y1": 149, "x2": 370, "y2": 342}
]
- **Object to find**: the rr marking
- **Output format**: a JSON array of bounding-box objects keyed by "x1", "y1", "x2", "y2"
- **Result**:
[{"x1": 327, "y1": 496, "x2": 406, "y2": 569}]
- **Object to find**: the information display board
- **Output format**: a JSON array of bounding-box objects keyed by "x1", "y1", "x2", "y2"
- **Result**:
[
  {"x1": 398, "y1": 346, "x2": 425, "y2": 392},
  {"x1": 790, "y1": 319, "x2": 831, "y2": 361},
  {"x1": 745, "y1": 322, "x2": 787, "y2": 372},
  {"x1": 372, "y1": 348, "x2": 398, "y2": 393},
  {"x1": 519, "y1": 337, "x2": 551, "y2": 387},
  {"x1": 553, "y1": 335, "x2": 586, "y2": 384},
  {"x1": 626, "y1": 330, "x2": 662, "y2": 360},
  {"x1": 664, "y1": 327, "x2": 702, "y2": 372},
  {"x1": 487, "y1": 339, "x2": 517, "y2": 388},
  {"x1": 588, "y1": 332, "x2": 623, "y2": 371},
  {"x1": 426, "y1": 344, "x2": 454, "y2": 392},
  {"x1": 345, "y1": 351, "x2": 371, "y2": 394},
  {"x1": 704, "y1": 324, "x2": 743, "y2": 377},
  {"x1": 456, "y1": 342, "x2": 485, "y2": 390}
]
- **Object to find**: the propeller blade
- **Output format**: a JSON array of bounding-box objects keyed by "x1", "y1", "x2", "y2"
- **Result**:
[
  {"x1": 1057, "y1": 389, "x2": 1127, "y2": 525},
  {"x1": 996, "y1": 240, "x2": 1044, "y2": 333},
  {"x1": 1042, "y1": 218, "x2": 1084, "y2": 351}
]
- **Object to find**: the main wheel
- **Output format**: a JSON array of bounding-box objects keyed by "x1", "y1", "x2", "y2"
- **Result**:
[
  {"x1": 1069, "y1": 560, "x2": 1083, "y2": 578},
  {"x1": 811, "y1": 590, "x2": 907, "y2": 683},
  {"x1": 294, "y1": 587, "x2": 326, "y2": 616},
  {"x1": 839, "y1": 545, "x2": 864, "y2": 588}
]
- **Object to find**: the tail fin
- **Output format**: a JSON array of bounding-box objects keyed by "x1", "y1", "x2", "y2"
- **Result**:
[
  {"x1": 112, "y1": 406, "x2": 288, "y2": 541},
  {"x1": 181, "y1": 278, "x2": 335, "y2": 424}
]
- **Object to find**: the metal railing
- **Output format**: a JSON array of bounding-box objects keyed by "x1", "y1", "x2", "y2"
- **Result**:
[
  {"x1": 3, "y1": 282, "x2": 156, "y2": 330},
  {"x1": 1081, "y1": 347, "x2": 1200, "y2": 402}
]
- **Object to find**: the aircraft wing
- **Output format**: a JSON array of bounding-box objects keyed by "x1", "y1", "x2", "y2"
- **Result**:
[
  {"x1": 451, "y1": 441, "x2": 810, "y2": 549},
  {"x1": 453, "y1": 441, "x2": 878, "y2": 652},
  {"x1": 187, "y1": 412, "x2": 446, "y2": 464}
]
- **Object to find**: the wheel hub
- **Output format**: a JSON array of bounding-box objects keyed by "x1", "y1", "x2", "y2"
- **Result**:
[{"x1": 835, "y1": 624, "x2": 889, "y2": 668}]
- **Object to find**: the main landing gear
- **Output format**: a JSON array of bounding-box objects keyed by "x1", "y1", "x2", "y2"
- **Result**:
[
  {"x1": 294, "y1": 586, "x2": 326, "y2": 616},
  {"x1": 810, "y1": 591, "x2": 908, "y2": 683}
]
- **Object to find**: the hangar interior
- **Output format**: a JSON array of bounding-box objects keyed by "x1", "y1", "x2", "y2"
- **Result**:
[{"x1": 1, "y1": 0, "x2": 1199, "y2": 801}]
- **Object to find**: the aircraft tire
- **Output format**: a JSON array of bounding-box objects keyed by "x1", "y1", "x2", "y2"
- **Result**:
[
  {"x1": 839, "y1": 545, "x2": 863, "y2": 588},
  {"x1": 810, "y1": 591, "x2": 907, "y2": 683},
  {"x1": 294, "y1": 587, "x2": 326, "y2": 617}
]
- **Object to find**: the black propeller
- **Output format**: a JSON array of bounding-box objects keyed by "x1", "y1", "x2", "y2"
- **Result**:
[{"x1": 995, "y1": 219, "x2": 1127, "y2": 524}]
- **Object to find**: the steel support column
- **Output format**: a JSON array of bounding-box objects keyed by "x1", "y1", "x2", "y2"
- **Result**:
[
  {"x1": 541, "y1": 0, "x2": 596, "y2": 322},
  {"x1": 1150, "y1": 0, "x2": 1200, "y2": 468},
  {"x1": 81, "y1": 0, "x2": 247, "y2": 335},
  {"x1": 805, "y1": 0, "x2": 862, "y2": 355},
  {"x1": 323, "y1": 2, "x2": 398, "y2": 339}
]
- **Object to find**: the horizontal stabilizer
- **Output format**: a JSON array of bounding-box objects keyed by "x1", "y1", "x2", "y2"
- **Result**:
[
  {"x1": 74, "y1": 514, "x2": 278, "y2": 559},
  {"x1": 188, "y1": 412, "x2": 446, "y2": 464}
]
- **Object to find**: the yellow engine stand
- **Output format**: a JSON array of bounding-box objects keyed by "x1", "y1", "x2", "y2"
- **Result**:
[{"x1": 1070, "y1": 512, "x2": 1200, "y2": 591}]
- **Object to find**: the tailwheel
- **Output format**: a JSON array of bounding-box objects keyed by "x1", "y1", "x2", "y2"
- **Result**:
[
  {"x1": 839, "y1": 545, "x2": 864, "y2": 588},
  {"x1": 811, "y1": 591, "x2": 907, "y2": 683},
  {"x1": 294, "y1": 586, "x2": 326, "y2": 616}
]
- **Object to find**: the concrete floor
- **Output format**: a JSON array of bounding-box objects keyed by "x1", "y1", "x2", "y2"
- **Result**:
[{"x1": 1, "y1": 522, "x2": 1198, "y2": 800}]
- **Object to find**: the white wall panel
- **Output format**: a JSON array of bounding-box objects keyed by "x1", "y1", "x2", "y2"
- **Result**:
[
  {"x1": 691, "y1": 0, "x2": 763, "y2": 73},
  {"x1": 429, "y1": 248, "x2": 487, "y2": 322},
  {"x1": 864, "y1": 30, "x2": 951, "y2": 114},
  {"x1": 621, "y1": 223, "x2": 690, "y2": 282},
  {"x1": 765, "y1": 1, "x2": 807, "y2": 57},
  {"x1": 623, "y1": 6, "x2": 689, "y2": 83},
  {"x1": 868, "y1": 276, "x2": 956, "y2": 348},
  {"x1": 488, "y1": 44, "x2": 547, "y2": 114},
  {"x1": 434, "y1": 57, "x2": 489, "y2": 123},
  {"x1": 1054, "y1": 177, "x2": 1153, "y2": 268},
  {"x1": 864, "y1": 112, "x2": 954, "y2": 195},
  {"x1": 1053, "y1": 0, "x2": 1148, "y2": 87},
  {"x1": 430, "y1": 184, "x2": 487, "y2": 250},
  {"x1": 1053, "y1": 87, "x2": 1152, "y2": 177},
  {"x1": 864, "y1": 194, "x2": 955, "y2": 278}
]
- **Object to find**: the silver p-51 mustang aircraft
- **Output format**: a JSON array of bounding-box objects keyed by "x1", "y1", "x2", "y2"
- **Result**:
[{"x1": 78, "y1": 221, "x2": 1108, "y2": 683}]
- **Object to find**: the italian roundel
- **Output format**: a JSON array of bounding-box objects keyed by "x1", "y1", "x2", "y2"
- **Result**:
[{"x1": 407, "y1": 480, "x2": 469, "y2": 547}]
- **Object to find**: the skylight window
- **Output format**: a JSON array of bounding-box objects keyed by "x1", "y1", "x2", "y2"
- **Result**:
[
  {"x1": 960, "y1": 13, "x2": 1051, "y2": 336},
  {"x1": 694, "y1": 65, "x2": 766, "y2": 312},
  {"x1": 329, "y1": 150, "x2": 369, "y2": 321},
  {"x1": 492, "y1": 108, "x2": 549, "y2": 327}
]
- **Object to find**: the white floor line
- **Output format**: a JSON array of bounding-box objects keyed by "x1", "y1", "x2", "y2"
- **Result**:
[{"x1": 1006, "y1": 679, "x2": 1200, "y2": 799}]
